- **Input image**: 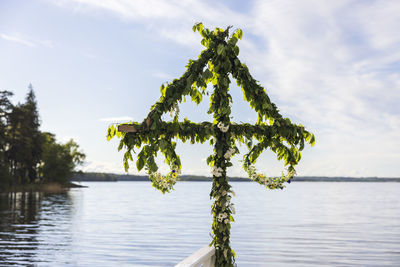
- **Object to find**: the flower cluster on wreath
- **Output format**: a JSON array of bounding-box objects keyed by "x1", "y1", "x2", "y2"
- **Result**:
[
  {"x1": 243, "y1": 160, "x2": 296, "y2": 190},
  {"x1": 149, "y1": 162, "x2": 181, "y2": 192}
]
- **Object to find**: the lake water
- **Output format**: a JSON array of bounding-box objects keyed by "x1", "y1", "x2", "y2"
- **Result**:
[{"x1": 1, "y1": 182, "x2": 399, "y2": 266}]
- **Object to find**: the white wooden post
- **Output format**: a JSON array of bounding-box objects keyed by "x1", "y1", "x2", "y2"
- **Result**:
[{"x1": 175, "y1": 245, "x2": 215, "y2": 267}]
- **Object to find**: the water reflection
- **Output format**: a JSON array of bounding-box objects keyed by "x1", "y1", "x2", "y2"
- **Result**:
[{"x1": 0, "y1": 192, "x2": 73, "y2": 265}]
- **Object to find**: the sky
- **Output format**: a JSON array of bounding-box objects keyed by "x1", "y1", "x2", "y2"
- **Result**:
[{"x1": 1, "y1": 0, "x2": 399, "y2": 177}]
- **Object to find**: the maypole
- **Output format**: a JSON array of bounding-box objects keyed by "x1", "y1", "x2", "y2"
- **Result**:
[{"x1": 107, "y1": 23, "x2": 315, "y2": 266}]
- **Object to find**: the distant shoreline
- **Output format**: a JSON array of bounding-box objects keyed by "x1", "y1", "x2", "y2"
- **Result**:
[
  {"x1": 0, "y1": 182, "x2": 87, "y2": 193},
  {"x1": 72, "y1": 172, "x2": 400, "y2": 183}
]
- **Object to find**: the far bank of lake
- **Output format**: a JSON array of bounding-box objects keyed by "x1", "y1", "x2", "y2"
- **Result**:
[{"x1": 72, "y1": 172, "x2": 400, "y2": 183}]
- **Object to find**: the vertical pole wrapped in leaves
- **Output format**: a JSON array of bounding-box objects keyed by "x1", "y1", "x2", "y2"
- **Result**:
[{"x1": 107, "y1": 23, "x2": 315, "y2": 266}]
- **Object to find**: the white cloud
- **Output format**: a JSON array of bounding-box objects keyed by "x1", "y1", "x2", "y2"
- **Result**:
[
  {"x1": 1, "y1": 33, "x2": 37, "y2": 47},
  {"x1": 52, "y1": 0, "x2": 242, "y2": 22},
  {"x1": 49, "y1": 0, "x2": 400, "y2": 176},
  {"x1": 47, "y1": 0, "x2": 247, "y2": 48},
  {"x1": 244, "y1": 0, "x2": 400, "y2": 176},
  {"x1": 0, "y1": 32, "x2": 54, "y2": 48},
  {"x1": 100, "y1": 116, "x2": 134, "y2": 122}
]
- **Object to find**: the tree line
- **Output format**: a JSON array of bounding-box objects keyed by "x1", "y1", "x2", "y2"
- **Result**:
[{"x1": 0, "y1": 84, "x2": 85, "y2": 190}]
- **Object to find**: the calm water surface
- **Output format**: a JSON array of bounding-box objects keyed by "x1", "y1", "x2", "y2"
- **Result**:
[{"x1": 1, "y1": 182, "x2": 399, "y2": 266}]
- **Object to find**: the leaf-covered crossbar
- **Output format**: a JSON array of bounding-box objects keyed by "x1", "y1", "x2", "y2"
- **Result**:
[{"x1": 107, "y1": 23, "x2": 315, "y2": 267}]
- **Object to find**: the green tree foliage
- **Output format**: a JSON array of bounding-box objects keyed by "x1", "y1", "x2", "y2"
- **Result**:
[
  {"x1": 23, "y1": 84, "x2": 42, "y2": 183},
  {"x1": 0, "y1": 85, "x2": 85, "y2": 190},
  {"x1": 39, "y1": 132, "x2": 85, "y2": 185},
  {"x1": 7, "y1": 105, "x2": 23, "y2": 182},
  {"x1": 108, "y1": 24, "x2": 315, "y2": 266},
  {"x1": 0, "y1": 91, "x2": 13, "y2": 185},
  {"x1": 7, "y1": 85, "x2": 42, "y2": 183}
]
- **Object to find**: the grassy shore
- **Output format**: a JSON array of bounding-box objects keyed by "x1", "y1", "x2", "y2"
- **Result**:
[{"x1": 0, "y1": 182, "x2": 86, "y2": 193}]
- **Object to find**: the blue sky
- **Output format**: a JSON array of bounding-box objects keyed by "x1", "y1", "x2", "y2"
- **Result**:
[{"x1": 1, "y1": 0, "x2": 399, "y2": 177}]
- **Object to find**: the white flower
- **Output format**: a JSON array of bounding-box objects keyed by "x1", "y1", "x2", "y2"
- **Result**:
[
  {"x1": 224, "y1": 147, "x2": 236, "y2": 159},
  {"x1": 152, "y1": 172, "x2": 162, "y2": 182},
  {"x1": 214, "y1": 172, "x2": 222, "y2": 177},
  {"x1": 211, "y1": 166, "x2": 223, "y2": 177},
  {"x1": 217, "y1": 122, "x2": 229, "y2": 132},
  {"x1": 217, "y1": 212, "x2": 228, "y2": 222},
  {"x1": 224, "y1": 218, "x2": 230, "y2": 224}
]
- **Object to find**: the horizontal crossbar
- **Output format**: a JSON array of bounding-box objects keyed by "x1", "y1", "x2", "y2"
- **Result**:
[{"x1": 117, "y1": 121, "x2": 304, "y2": 145}]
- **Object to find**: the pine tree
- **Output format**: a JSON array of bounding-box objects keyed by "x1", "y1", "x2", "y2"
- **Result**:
[
  {"x1": 8, "y1": 104, "x2": 27, "y2": 183},
  {"x1": 7, "y1": 84, "x2": 42, "y2": 184},
  {"x1": 23, "y1": 84, "x2": 42, "y2": 183},
  {"x1": 0, "y1": 91, "x2": 13, "y2": 187}
]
